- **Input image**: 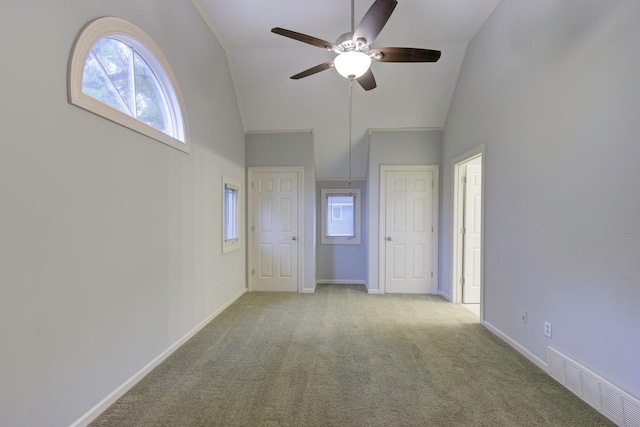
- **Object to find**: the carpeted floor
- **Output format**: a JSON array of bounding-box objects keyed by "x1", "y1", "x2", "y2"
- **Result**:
[{"x1": 91, "y1": 284, "x2": 614, "y2": 426}]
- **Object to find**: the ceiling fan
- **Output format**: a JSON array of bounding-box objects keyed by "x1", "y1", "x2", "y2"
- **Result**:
[{"x1": 271, "y1": 0, "x2": 441, "y2": 91}]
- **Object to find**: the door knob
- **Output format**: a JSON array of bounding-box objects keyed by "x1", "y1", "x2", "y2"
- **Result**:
[
  {"x1": 386, "y1": 236, "x2": 392, "y2": 241},
  {"x1": 292, "y1": 236, "x2": 297, "y2": 241}
]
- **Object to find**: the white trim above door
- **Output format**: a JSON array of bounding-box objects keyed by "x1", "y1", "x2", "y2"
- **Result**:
[
  {"x1": 379, "y1": 165, "x2": 439, "y2": 294},
  {"x1": 248, "y1": 167, "x2": 304, "y2": 292}
]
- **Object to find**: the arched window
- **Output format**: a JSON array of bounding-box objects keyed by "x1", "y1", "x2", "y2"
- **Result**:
[{"x1": 69, "y1": 17, "x2": 188, "y2": 153}]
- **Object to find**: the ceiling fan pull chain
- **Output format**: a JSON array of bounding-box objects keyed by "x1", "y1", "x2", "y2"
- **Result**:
[{"x1": 349, "y1": 77, "x2": 353, "y2": 186}]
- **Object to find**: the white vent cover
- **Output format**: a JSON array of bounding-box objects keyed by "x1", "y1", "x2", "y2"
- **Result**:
[{"x1": 548, "y1": 347, "x2": 640, "y2": 427}]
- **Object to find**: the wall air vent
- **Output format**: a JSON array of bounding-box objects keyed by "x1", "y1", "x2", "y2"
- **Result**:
[{"x1": 548, "y1": 347, "x2": 640, "y2": 427}]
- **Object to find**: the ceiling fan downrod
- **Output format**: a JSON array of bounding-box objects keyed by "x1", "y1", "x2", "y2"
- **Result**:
[
  {"x1": 351, "y1": 0, "x2": 355, "y2": 33},
  {"x1": 348, "y1": 77, "x2": 353, "y2": 185}
]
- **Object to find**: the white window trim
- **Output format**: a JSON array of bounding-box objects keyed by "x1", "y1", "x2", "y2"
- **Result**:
[
  {"x1": 68, "y1": 17, "x2": 189, "y2": 153},
  {"x1": 321, "y1": 188, "x2": 361, "y2": 245},
  {"x1": 222, "y1": 176, "x2": 242, "y2": 254}
]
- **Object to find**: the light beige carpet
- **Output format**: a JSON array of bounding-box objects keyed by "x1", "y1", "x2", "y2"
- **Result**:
[{"x1": 91, "y1": 284, "x2": 614, "y2": 426}]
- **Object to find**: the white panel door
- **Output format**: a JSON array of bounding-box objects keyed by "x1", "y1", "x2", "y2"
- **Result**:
[
  {"x1": 463, "y1": 163, "x2": 482, "y2": 303},
  {"x1": 252, "y1": 172, "x2": 298, "y2": 292},
  {"x1": 384, "y1": 170, "x2": 434, "y2": 294}
]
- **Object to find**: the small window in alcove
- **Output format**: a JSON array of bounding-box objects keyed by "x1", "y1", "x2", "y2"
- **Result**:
[{"x1": 321, "y1": 189, "x2": 361, "y2": 245}]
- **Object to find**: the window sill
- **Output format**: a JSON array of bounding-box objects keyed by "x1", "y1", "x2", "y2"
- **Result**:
[{"x1": 70, "y1": 93, "x2": 190, "y2": 153}]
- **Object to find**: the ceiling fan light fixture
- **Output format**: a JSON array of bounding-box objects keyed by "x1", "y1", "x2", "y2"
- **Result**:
[{"x1": 334, "y1": 51, "x2": 371, "y2": 79}]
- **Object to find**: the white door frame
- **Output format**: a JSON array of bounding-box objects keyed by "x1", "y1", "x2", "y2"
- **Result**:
[
  {"x1": 248, "y1": 166, "x2": 305, "y2": 293},
  {"x1": 451, "y1": 145, "x2": 485, "y2": 321},
  {"x1": 379, "y1": 165, "x2": 439, "y2": 294}
]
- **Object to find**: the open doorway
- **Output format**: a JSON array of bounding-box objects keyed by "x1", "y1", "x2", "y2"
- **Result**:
[{"x1": 452, "y1": 146, "x2": 484, "y2": 321}]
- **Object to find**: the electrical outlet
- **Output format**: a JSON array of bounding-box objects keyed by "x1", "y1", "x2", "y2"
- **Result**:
[
  {"x1": 521, "y1": 310, "x2": 527, "y2": 324},
  {"x1": 544, "y1": 321, "x2": 552, "y2": 338}
]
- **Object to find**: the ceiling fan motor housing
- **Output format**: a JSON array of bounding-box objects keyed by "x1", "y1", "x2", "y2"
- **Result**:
[
  {"x1": 335, "y1": 32, "x2": 369, "y2": 53},
  {"x1": 336, "y1": 32, "x2": 356, "y2": 52}
]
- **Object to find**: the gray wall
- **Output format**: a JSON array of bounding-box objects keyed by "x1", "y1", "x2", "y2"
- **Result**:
[
  {"x1": 316, "y1": 180, "x2": 367, "y2": 284},
  {"x1": 246, "y1": 131, "x2": 316, "y2": 292},
  {"x1": 367, "y1": 130, "x2": 443, "y2": 292},
  {"x1": 0, "y1": 2, "x2": 246, "y2": 426},
  {"x1": 442, "y1": 0, "x2": 640, "y2": 398}
]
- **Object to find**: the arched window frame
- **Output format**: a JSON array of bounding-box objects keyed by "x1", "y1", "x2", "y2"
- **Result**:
[{"x1": 68, "y1": 17, "x2": 189, "y2": 153}]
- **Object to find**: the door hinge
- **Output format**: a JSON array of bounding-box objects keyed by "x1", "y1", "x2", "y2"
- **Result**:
[
  {"x1": 462, "y1": 177, "x2": 467, "y2": 184},
  {"x1": 431, "y1": 226, "x2": 434, "y2": 233},
  {"x1": 252, "y1": 269, "x2": 254, "y2": 276},
  {"x1": 461, "y1": 227, "x2": 466, "y2": 235},
  {"x1": 460, "y1": 277, "x2": 465, "y2": 285},
  {"x1": 431, "y1": 271, "x2": 433, "y2": 278}
]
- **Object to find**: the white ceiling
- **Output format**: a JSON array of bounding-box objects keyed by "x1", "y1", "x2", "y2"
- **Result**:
[{"x1": 192, "y1": 0, "x2": 500, "y2": 179}]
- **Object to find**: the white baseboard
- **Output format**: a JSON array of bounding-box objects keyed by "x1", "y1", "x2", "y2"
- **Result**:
[
  {"x1": 365, "y1": 288, "x2": 445, "y2": 295},
  {"x1": 316, "y1": 279, "x2": 367, "y2": 286},
  {"x1": 301, "y1": 287, "x2": 316, "y2": 294},
  {"x1": 437, "y1": 289, "x2": 451, "y2": 301},
  {"x1": 71, "y1": 288, "x2": 246, "y2": 427},
  {"x1": 483, "y1": 321, "x2": 548, "y2": 372}
]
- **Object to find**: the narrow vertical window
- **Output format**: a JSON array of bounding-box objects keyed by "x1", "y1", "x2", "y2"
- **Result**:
[
  {"x1": 224, "y1": 185, "x2": 238, "y2": 241},
  {"x1": 223, "y1": 176, "x2": 241, "y2": 253}
]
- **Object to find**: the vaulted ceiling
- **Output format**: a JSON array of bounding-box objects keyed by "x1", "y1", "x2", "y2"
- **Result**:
[{"x1": 192, "y1": 0, "x2": 500, "y2": 179}]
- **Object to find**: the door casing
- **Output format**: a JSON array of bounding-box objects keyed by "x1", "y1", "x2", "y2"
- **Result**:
[
  {"x1": 248, "y1": 166, "x2": 304, "y2": 293},
  {"x1": 379, "y1": 165, "x2": 439, "y2": 294},
  {"x1": 451, "y1": 145, "x2": 485, "y2": 321}
]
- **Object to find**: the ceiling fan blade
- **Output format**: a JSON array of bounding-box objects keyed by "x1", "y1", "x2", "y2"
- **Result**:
[
  {"x1": 353, "y1": 0, "x2": 397, "y2": 47},
  {"x1": 290, "y1": 60, "x2": 335, "y2": 79},
  {"x1": 271, "y1": 27, "x2": 337, "y2": 50},
  {"x1": 370, "y1": 47, "x2": 441, "y2": 62},
  {"x1": 357, "y1": 69, "x2": 377, "y2": 91}
]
